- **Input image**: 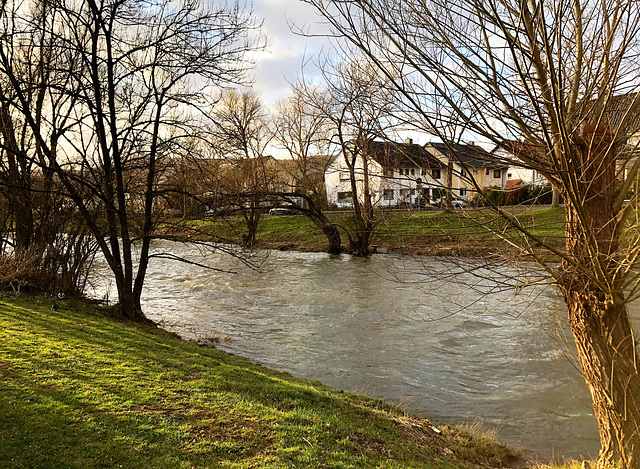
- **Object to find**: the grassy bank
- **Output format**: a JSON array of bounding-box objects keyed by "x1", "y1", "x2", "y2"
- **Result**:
[
  {"x1": 184, "y1": 207, "x2": 567, "y2": 255},
  {"x1": 0, "y1": 295, "x2": 521, "y2": 468}
]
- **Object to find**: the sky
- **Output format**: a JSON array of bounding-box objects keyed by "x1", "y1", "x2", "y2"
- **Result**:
[
  {"x1": 246, "y1": 0, "x2": 436, "y2": 151},
  {"x1": 248, "y1": 0, "x2": 332, "y2": 106}
]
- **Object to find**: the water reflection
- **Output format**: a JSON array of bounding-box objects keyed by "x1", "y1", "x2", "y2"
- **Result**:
[{"x1": 91, "y1": 241, "x2": 600, "y2": 460}]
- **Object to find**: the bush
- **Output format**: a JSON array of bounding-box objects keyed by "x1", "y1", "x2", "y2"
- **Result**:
[
  {"x1": 475, "y1": 186, "x2": 506, "y2": 206},
  {"x1": 474, "y1": 183, "x2": 556, "y2": 206},
  {"x1": 0, "y1": 185, "x2": 98, "y2": 297},
  {"x1": 520, "y1": 184, "x2": 555, "y2": 205}
]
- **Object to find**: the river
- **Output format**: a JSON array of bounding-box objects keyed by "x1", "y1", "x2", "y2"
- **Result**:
[{"x1": 91, "y1": 240, "x2": 604, "y2": 461}]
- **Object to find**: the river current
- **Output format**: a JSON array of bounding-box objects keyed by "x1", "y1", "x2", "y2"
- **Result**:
[{"x1": 91, "y1": 240, "x2": 608, "y2": 460}]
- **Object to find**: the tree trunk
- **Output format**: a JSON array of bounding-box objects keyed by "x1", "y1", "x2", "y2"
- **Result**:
[
  {"x1": 551, "y1": 186, "x2": 560, "y2": 207},
  {"x1": 349, "y1": 231, "x2": 371, "y2": 256},
  {"x1": 0, "y1": 101, "x2": 34, "y2": 250},
  {"x1": 557, "y1": 128, "x2": 640, "y2": 467},
  {"x1": 243, "y1": 209, "x2": 260, "y2": 247},
  {"x1": 297, "y1": 194, "x2": 341, "y2": 253},
  {"x1": 322, "y1": 223, "x2": 342, "y2": 254},
  {"x1": 119, "y1": 289, "x2": 147, "y2": 322},
  {"x1": 347, "y1": 154, "x2": 373, "y2": 256},
  {"x1": 563, "y1": 289, "x2": 640, "y2": 468},
  {"x1": 11, "y1": 185, "x2": 34, "y2": 250}
]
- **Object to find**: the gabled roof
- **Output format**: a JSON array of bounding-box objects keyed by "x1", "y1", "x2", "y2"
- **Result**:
[
  {"x1": 428, "y1": 141, "x2": 508, "y2": 169},
  {"x1": 306, "y1": 154, "x2": 334, "y2": 173},
  {"x1": 364, "y1": 140, "x2": 445, "y2": 169},
  {"x1": 493, "y1": 140, "x2": 544, "y2": 167},
  {"x1": 587, "y1": 93, "x2": 640, "y2": 137}
]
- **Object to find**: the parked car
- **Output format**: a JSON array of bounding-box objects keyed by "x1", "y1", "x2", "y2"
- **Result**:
[
  {"x1": 431, "y1": 198, "x2": 468, "y2": 209},
  {"x1": 269, "y1": 207, "x2": 297, "y2": 216}
]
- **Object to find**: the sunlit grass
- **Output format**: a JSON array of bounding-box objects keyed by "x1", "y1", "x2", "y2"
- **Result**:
[{"x1": 0, "y1": 295, "x2": 520, "y2": 468}]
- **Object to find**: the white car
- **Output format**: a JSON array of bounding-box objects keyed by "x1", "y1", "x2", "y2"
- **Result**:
[
  {"x1": 269, "y1": 207, "x2": 297, "y2": 216},
  {"x1": 432, "y1": 198, "x2": 467, "y2": 208}
]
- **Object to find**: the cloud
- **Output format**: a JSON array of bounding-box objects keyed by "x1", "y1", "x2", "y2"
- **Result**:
[{"x1": 248, "y1": 0, "x2": 332, "y2": 104}]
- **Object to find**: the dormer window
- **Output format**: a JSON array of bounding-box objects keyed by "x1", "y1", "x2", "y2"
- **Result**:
[{"x1": 432, "y1": 168, "x2": 441, "y2": 179}]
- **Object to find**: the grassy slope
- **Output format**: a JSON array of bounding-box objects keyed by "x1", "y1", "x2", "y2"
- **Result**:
[{"x1": 0, "y1": 296, "x2": 519, "y2": 468}]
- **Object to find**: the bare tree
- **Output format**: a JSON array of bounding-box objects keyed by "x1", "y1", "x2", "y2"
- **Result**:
[
  {"x1": 272, "y1": 86, "x2": 342, "y2": 253},
  {"x1": 0, "y1": 0, "x2": 262, "y2": 319},
  {"x1": 0, "y1": 0, "x2": 99, "y2": 297},
  {"x1": 211, "y1": 89, "x2": 274, "y2": 247},
  {"x1": 273, "y1": 86, "x2": 333, "y2": 205},
  {"x1": 305, "y1": 0, "x2": 640, "y2": 465},
  {"x1": 303, "y1": 58, "x2": 395, "y2": 255}
]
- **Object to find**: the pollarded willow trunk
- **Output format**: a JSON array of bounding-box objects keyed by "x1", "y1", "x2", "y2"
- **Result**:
[
  {"x1": 299, "y1": 195, "x2": 342, "y2": 253},
  {"x1": 558, "y1": 127, "x2": 640, "y2": 467},
  {"x1": 322, "y1": 223, "x2": 342, "y2": 254},
  {"x1": 349, "y1": 228, "x2": 373, "y2": 256},
  {"x1": 562, "y1": 288, "x2": 640, "y2": 468}
]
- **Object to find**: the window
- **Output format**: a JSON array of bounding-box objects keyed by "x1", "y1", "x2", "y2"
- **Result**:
[
  {"x1": 400, "y1": 188, "x2": 414, "y2": 199},
  {"x1": 485, "y1": 169, "x2": 490, "y2": 176},
  {"x1": 432, "y1": 168, "x2": 441, "y2": 179},
  {"x1": 383, "y1": 168, "x2": 393, "y2": 178},
  {"x1": 460, "y1": 169, "x2": 466, "y2": 177},
  {"x1": 410, "y1": 168, "x2": 415, "y2": 176},
  {"x1": 421, "y1": 169, "x2": 426, "y2": 176},
  {"x1": 459, "y1": 188, "x2": 467, "y2": 197},
  {"x1": 507, "y1": 173, "x2": 512, "y2": 179},
  {"x1": 337, "y1": 192, "x2": 352, "y2": 202},
  {"x1": 398, "y1": 168, "x2": 404, "y2": 175},
  {"x1": 494, "y1": 169, "x2": 501, "y2": 178},
  {"x1": 383, "y1": 189, "x2": 394, "y2": 200},
  {"x1": 339, "y1": 171, "x2": 350, "y2": 180},
  {"x1": 473, "y1": 169, "x2": 479, "y2": 175}
]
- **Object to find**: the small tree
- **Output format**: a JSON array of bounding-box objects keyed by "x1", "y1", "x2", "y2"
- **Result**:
[
  {"x1": 273, "y1": 86, "x2": 342, "y2": 253},
  {"x1": 211, "y1": 89, "x2": 274, "y2": 247},
  {"x1": 303, "y1": 58, "x2": 394, "y2": 255}
]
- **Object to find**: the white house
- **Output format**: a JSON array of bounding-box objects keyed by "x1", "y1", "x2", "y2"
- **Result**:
[{"x1": 325, "y1": 139, "x2": 446, "y2": 208}]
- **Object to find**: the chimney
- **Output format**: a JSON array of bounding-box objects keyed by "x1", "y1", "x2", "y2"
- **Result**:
[{"x1": 405, "y1": 138, "x2": 413, "y2": 145}]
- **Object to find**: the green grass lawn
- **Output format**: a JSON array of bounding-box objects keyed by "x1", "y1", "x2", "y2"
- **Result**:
[
  {"x1": 175, "y1": 206, "x2": 567, "y2": 255},
  {"x1": 0, "y1": 295, "x2": 521, "y2": 468},
  {"x1": 255, "y1": 207, "x2": 567, "y2": 254}
]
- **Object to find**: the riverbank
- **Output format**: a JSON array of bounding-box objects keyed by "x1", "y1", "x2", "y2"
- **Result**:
[
  {"x1": 0, "y1": 295, "x2": 524, "y2": 468},
  {"x1": 177, "y1": 206, "x2": 566, "y2": 257}
]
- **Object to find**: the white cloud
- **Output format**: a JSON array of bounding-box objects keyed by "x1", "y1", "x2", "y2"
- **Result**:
[{"x1": 247, "y1": 0, "x2": 333, "y2": 104}]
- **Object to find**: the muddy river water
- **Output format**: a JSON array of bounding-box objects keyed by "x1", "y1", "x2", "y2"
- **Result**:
[{"x1": 92, "y1": 240, "x2": 616, "y2": 460}]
